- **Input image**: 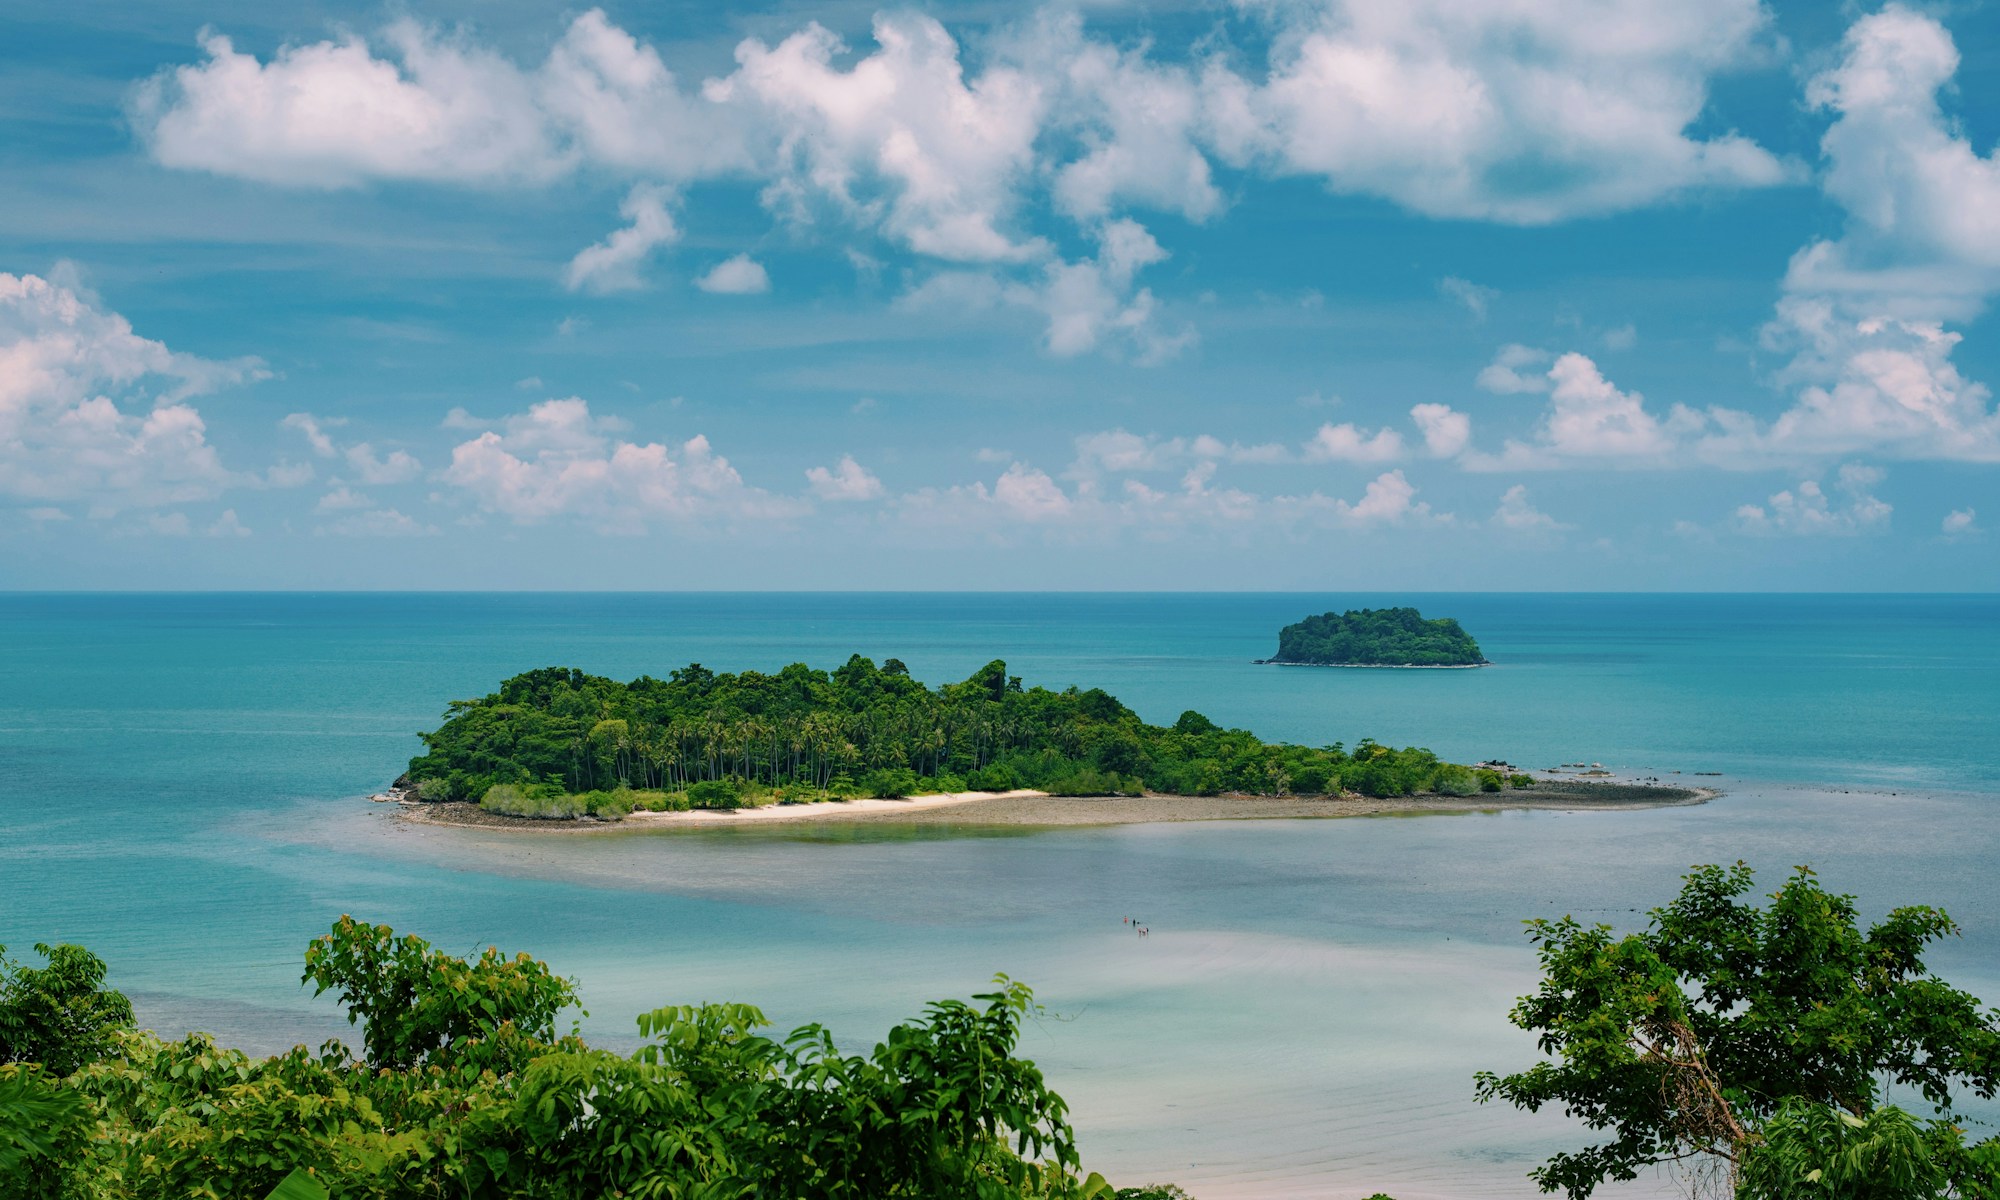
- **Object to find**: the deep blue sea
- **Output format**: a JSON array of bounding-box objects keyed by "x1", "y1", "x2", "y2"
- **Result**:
[{"x1": 2, "y1": 593, "x2": 1996, "y2": 1199}]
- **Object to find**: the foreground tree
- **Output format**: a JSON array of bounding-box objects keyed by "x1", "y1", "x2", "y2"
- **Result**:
[
  {"x1": 1476, "y1": 863, "x2": 2000, "y2": 1198},
  {"x1": 3, "y1": 917, "x2": 1120, "y2": 1200}
]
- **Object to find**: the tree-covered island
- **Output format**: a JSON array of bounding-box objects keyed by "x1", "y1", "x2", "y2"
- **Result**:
[
  {"x1": 402, "y1": 655, "x2": 1535, "y2": 820},
  {"x1": 1262, "y1": 607, "x2": 1489, "y2": 667}
]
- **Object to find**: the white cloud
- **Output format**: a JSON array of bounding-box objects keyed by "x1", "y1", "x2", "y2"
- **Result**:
[
  {"x1": 134, "y1": 23, "x2": 566, "y2": 188},
  {"x1": 266, "y1": 462, "x2": 316, "y2": 488},
  {"x1": 902, "y1": 219, "x2": 1192, "y2": 362},
  {"x1": 1538, "y1": 353, "x2": 1685, "y2": 458},
  {"x1": 1492, "y1": 484, "x2": 1565, "y2": 531},
  {"x1": 1410, "y1": 403, "x2": 1471, "y2": 458},
  {"x1": 696, "y1": 254, "x2": 771, "y2": 295},
  {"x1": 1470, "y1": 352, "x2": 1704, "y2": 469},
  {"x1": 1021, "y1": 12, "x2": 1220, "y2": 224},
  {"x1": 1027, "y1": 219, "x2": 1188, "y2": 361},
  {"x1": 805, "y1": 454, "x2": 885, "y2": 501},
  {"x1": 0, "y1": 271, "x2": 261, "y2": 513},
  {"x1": 1439, "y1": 276, "x2": 1494, "y2": 321},
  {"x1": 315, "y1": 486, "x2": 373, "y2": 513},
  {"x1": 1476, "y1": 344, "x2": 1553, "y2": 394},
  {"x1": 132, "y1": 12, "x2": 745, "y2": 189},
  {"x1": 1733, "y1": 464, "x2": 1892, "y2": 536},
  {"x1": 1303, "y1": 421, "x2": 1403, "y2": 463},
  {"x1": 564, "y1": 183, "x2": 679, "y2": 293},
  {"x1": 344, "y1": 443, "x2": 423, "y2": 485},
  {"x1": 286, "y1": 413, "x2": 423, "y2": 484},
  {"x1": 715, "y1": 12, "x2": 1047, "y2": 263},
  {"x1": 145, "y1": 511, "x2": 191, "y2": 536},
  {"x1": 206, "y1": 508, "x2": 251, "y2": 537},
  {"x1": 441, "y1": 397, "x2": 804, "y2": 531},
  {"x1": 1942, "y1": 507, "x2": 1978, "y2": 536},
  {"x1": 1293, "y1": 469, "x2": 1444, "y2": 529},
  {"x1": 1744, "y1": 7, "x2": 2000, "y2": 463},
  {"x1": 1072, "y1": 429, "x2": 1188, "y2": 474},
  {"x1": 317, "y1": 507, "x2": 437, "y2": 537},
  {"x1": 281, "y1": 412, "x2": 341, "y2": 457},
  {"x1": 1201, "y1": 0, "x2": 1788, "y2": 224}
]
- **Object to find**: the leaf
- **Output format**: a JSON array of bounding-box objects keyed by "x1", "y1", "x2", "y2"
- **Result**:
[{"x1": 264, "y1": 1168, "x2": 331, "y2": 1200}]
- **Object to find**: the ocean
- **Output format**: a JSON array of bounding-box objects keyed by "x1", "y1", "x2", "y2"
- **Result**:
[{"x1": 2, "y1": 593, "x2": 1996, "y2": 1198}]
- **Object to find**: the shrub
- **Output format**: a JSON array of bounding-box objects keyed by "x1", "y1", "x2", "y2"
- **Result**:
[
  {"x1": 482, "y1": 785, "x2": 586, "y2": 820},
  {"x1": 0, "y1": 943, "x2": 135, "y2": 1077},
  {"x1": 1475, "y1": 769, "x2": 1504, "y2": 793},
  {"x1": 1431, "y1": 766, "x2": 1482, "y2": 797},
  {"x1": 416, "y1": 776, "x2": 454, "y2": 802},
  {"x1": 857, "y1": 767, "x2": 920, "y2": 798},
  {"x1": 686, "y1": 779, "x2": 743, "y2": 810},
  {"x1": 629, "y1": 790, "x2": 688, "y2": 812},
  {"x1": 1508, "y1": 773, "x2": 1535, "y2": 789},
  {"x1": 967, "y1": 764, "x2": 1022, "y2": 792}
]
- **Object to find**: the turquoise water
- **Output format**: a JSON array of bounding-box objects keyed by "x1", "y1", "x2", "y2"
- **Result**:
[{"x1": 2, "y1": 593, "x2": 1997, "y2": 1198}]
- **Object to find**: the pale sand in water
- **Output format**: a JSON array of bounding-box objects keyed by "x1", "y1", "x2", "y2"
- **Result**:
[{"x1": 395, "y1": 780, "x2": 1714, "y2": 833}]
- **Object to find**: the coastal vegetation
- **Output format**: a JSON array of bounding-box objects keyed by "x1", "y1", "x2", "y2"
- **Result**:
[
  {"x1": 9, "y1": 868, "x2": 1994, "y2": 1197},
  {"x1": 1477, "y1": 863, "x2": 2000, "y2": 1199},
  {"x1": 402, "y1": 656, "x2": 1533, "y2": 820},
  {"x1": 1267, "y1": 607, "x2": 1487, "y2": 667},
  {"x1": 1, "y1": 921, "x2": 1126, "y2": 1200}
]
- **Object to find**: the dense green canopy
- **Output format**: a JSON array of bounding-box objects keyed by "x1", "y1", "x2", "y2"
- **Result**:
[
  {"x1": 1271, "y1": 608, "x2": 1487, "y2": 667},
  {"x1": 1, "y1": 921, "x2": 1120, "y2": 1200},
  {"x1": 405, "y1": 656, "x2": 1519, "y2": 817}
]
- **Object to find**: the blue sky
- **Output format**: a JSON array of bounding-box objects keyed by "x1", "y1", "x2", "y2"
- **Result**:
[{"x1": 2, "y1": 0, "x2": 1997, "y2": 589}]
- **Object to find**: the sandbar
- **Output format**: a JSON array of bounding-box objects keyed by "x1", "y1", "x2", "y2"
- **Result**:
[{"x1": 393, "y1": 780, "x2": 1713, "y2": 834}]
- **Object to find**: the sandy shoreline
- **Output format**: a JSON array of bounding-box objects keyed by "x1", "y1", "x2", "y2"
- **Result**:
[{"x1": 392, "y1": 779, "x2": 1715, "y2": 834}]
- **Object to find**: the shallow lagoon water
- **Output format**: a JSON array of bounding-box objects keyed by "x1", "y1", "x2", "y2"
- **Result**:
[{"x1": 2, "y1": 593, "x2": 1997, "y2": 1198}]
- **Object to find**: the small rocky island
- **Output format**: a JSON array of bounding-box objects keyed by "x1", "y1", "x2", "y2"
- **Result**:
[{"x1": 1259, "y1": 607, "x2": 1490, "y2": 667}]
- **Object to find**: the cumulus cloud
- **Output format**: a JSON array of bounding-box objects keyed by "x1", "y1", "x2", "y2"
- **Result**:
[
  {"x1": 1744, "y1": 6, "x2": 2000, "y2": 463},
  {"x1": 1733, "y1": 463, "x2": 1892, "y2": 536},
  {"x1": 1303, "y1": 421, "x2": 1403, "y2": 463},
  {"x1": 1410, "y1": 403, "x2": 1471, "y2": 458},
  {"x1": 1292, "y1": 469, "x2": 1445, "y2": 529},
  {"x1": 696, "y1": 254, "x2": 770, "y2": 295},
  {"x1": 132, "y1": 4, "x2": 1792, "y2": 365},
  {"x1": 1476, "y1": 344, "x2": 1553, "y2": 394},
  {"x1": 1028, "y1": 219, "x2": 1188, "y2": 361},
  {"x1": 564, "y1": 184, "x2": 679, "y2": 293},
  {"x1": 285, "y1": 413, "x2": 423, "y2": 483},
  {"x1": 901, "y1": 219, "x2": 1191, "y2": 362},
  {"x1": 805, "y1": 454, "x2": 884, "y2": 501},
  {"x1": 715, "y1": 12, "x2": 1047, "y2": 263},
  {"x1": 1492, "y1": 484, "x2": 1565, "y2": 531},
  {"x1": 206, "y1": 508, "x2": 251, "y2": 537},
  {"x1": 441, "y1": 397, "x2": 804, "y2": 531},
  {"x1": 1941, "y1": 507, "x2": 1978, "y2": 536},
  {"x1": 315, "y1": 486, "x2": 372, "y2": 513},
  {"x1": 344, "y1": 443, "x2": 423, "y2": 484},
  {"x1": 1018, "y1": 11, "x2": 1220, "y2": 224},
  {"x1": 1471, "y1": 352, "x2": 1702, "y2": 469},
  {"x1": 1201, "y1": 0, "x2": 1788, "y2": 224},
  {"x1": 132, "y1": 11, "x2": 744, "y2": 188},
  {"x1": 281, "y1": 412, "x2": 341, "y2": 457},
  {"x1": 0, "y1": 271, "x2": 262, "y2": 515}
]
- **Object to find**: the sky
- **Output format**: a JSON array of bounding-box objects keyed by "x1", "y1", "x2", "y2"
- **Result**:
[{"x1": 2, "y1": 0, "x2": 1998, "y2": 590}]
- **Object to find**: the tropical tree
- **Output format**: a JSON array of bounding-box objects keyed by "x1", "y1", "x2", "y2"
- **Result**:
[{"x1": 1476, "y1": 863, "x2": 2000, "y2": 1198}]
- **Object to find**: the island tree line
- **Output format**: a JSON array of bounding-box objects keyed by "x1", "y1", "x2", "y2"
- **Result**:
[{"x1": 405, "y1": 656, "x2": 1533, "y2": 818}]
